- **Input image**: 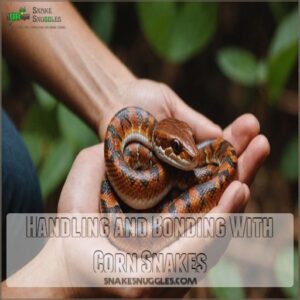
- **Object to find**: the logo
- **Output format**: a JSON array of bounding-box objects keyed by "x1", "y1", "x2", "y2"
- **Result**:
[{"x1": 7, "y1": 7, "x2": 30, "y2": 24}]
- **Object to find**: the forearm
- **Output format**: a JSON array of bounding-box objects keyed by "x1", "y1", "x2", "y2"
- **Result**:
[{"x1": 2, "y1": 1, "x2": 135, "y2": 135}]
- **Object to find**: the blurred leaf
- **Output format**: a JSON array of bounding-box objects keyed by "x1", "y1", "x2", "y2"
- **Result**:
[
  {"x1": 58, "y1": 104, "x2": 98, "y2": 149},
  {"x1": 2, "y1": 58, "x2": 10, "y2": 91},
  {"x1": 90, "y1": 3, "x2": 115, "y2": 44},
  {"x1": 217, "y1": 48, "x2": 264, "y2": 86},
  {"x1": 208, "y1": 259, "x2": 245, "y2": 299},
  {"x1": 267, "y1": 9, "x2": 298, "y2": 102},
  {"x1": 137, "y1": 2, "x2": 175, "y2": 60},
  {"x1": 256, "y1": 61, "x2": 268, "y2": 84},
  {"x1": 137, "y1": 2, "x2": 217, "y2": 63},
  {"x1": 280, "y1": 136, "x2": 298, "y2": 181},
  {"x1": 168, "y1": 3, "x2": 217, "y2": 62},
  {"x1": 33, "y1": 83, "x2": 57, "y2": 110},
  {"x1": 267, "y1": 45, "x2": 297, "y2": 102},
  {"x1": 22, "y1": 103, "x2": 59, "y2": 139},
  {"x1": 275, "y1": 246, "x2": 298, "y2": 298},
  {"x1": 269, "y1": 9, "x2": 298, "y2": 58},
  {"x1": 21, "y1": 132, "x2": 44, "y2": 167},
  {"x1": 39, "y1": 139, "x2": 75, "y2": 199}
]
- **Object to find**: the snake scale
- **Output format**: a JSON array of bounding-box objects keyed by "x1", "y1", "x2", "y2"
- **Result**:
[{"x1": 100, "y1": 107, "x2": 237, "y2": 254}]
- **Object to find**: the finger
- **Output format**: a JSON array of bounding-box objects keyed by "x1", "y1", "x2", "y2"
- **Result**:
[
  {"x1": 159, "y1": 181, "x2": 250, "y2": 274},
  {"x1": 238, "y1": 183, "x2": 251, "y2": 213},
  {"x1": 170, "y1": 92, "x2": 222, "y2": 141},
  {"x1": 169, "y1": 182, "x2": 248, "y2": 252},
  {"x1": 211, "y1": 181, "x2": 250, "y2": 213},
  {"x1": 237, "y1": 134, "x2": 270, "y2": 185},
  {"x1": 223, "y1": 113, "x2": 260, "y2": 156},
  {"x1": 58, "y1": 143, "x2": 104, "y2": 213}
]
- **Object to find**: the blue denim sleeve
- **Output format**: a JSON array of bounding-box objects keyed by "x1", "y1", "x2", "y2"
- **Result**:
[
  {"x1": 2, "y1": 110, "x2": 43, "y2": 279},
  {"x1": 2, "y1": 110, "x2": 43, "y2": 215}
]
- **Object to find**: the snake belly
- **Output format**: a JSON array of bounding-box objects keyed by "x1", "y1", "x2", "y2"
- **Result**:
[{"x1": 100, "y1": 107, "x2": 238, "y2": 254}]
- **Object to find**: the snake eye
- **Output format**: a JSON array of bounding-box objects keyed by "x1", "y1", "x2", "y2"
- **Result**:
[{"x1": 171, "y1": 139, "x2": 182, "y2": 155}]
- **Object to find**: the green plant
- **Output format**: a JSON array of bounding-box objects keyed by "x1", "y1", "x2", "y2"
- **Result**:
[
  {"x1": 137, "y1": 2, "x2": 218, "y2": 63},
  {"x1": 267, "y1": 8, "x2": 298, "y2": 102},
  {"x1": 216, "y1": 6, "x2": 298, "y2": 185},
  {"x1": 217, "y1": 48, "x2": 266, "y2": 87},
  {"x1": 216, "y1": 7, "x2": 298, "y2": 103}
]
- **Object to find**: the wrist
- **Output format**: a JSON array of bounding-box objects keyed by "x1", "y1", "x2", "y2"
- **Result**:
[
  {"x1": 63, "y1": 40, "x2": 137, "y2": 138},
  {"x1": 96, "y1": 75, "x2": 138, "y2": 139},
  {"x1": 70, "y1": 40, "x2": 137, "y2": 138}
]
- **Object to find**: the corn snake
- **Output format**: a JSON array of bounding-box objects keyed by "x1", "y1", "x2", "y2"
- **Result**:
[{"x1": 100, "y1": 107, "x2": 237, "y2": 254}]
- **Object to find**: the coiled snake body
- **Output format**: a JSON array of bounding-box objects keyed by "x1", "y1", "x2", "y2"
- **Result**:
[{"x1": 100, "y1": 107, "x2": 237, "y2": 254}]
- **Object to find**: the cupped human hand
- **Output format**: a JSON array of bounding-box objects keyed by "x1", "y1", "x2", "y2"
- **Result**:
[{"x1": 56, "y1": 129, "x2": 268, "y2": 298}]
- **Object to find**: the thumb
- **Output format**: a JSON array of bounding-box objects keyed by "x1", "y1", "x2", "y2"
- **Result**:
[{"x1": 58, "y1": 144, "x2": 104, "y2": 213}]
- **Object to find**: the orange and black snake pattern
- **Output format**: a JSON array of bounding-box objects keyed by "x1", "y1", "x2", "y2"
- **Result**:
[{"x1": 100, "y1": 107, "x2": 237, "y2": 253}]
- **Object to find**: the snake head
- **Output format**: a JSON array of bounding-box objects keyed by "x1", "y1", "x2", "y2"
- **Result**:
[{"x1": 152, "y1": 118, "x2": 199, "y2": 171}]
